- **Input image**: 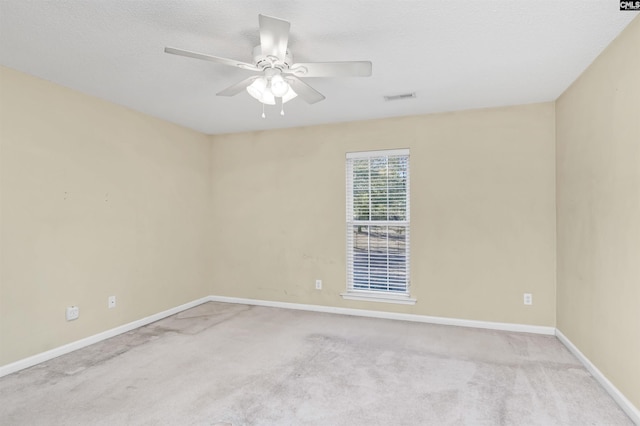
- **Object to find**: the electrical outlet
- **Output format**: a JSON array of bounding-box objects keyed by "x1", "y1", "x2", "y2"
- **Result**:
[
  {"x1": 108, "y1": 296, "x2": 116, "y2": 309},
  {"x1": 524, "y1": 293, "x2": 533, "y2": 305},
  {"x1": 66, "y1": 306, "x2": 79, "y2": 321},
  {"x1": 315, "y1": 279, "x2": 322, "y2": 290}
]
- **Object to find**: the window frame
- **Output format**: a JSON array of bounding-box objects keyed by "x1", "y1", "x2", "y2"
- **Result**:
[{"x1": 342, "y1": 149, "x2": 415, "y2": 305}]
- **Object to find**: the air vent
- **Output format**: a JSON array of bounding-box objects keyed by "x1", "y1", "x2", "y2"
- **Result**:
[{"x1": 384, "y1": 92, "x2": 416, "y2": 102}]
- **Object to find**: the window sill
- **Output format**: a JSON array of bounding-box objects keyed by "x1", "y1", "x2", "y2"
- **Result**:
[{"x1": 340, "y1": 291, "x2": 417, "y2": 305}]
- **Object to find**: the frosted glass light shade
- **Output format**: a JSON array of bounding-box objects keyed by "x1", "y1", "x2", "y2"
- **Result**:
[
  {"x1": 246, "y1": 77, "x2": 267, "y2": 100},
  {"x1": 282, "y1": 86, "x2": 298, "y2": 104},
  {"x1": 270, "y1": 74, "x2": 289, "y2": 97},
  {"x1": 260, "y1": 89, "x2": 276, "y2": 105}
]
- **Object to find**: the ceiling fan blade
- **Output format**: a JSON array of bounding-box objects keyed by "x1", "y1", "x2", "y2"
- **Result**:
[
  {"x1": 216, "y1": 76, "x2": 260, "y2": 96},
  {"x1": 259, "y1": 14, "x2": 290, "y2": 61},
  {"x1": 287, "y1": 77, "x2": 325, "y2": 104},
  {"x1": 287, "y1": 61, "x2": 372, "y2": 77},
  {"x1": 164, "y1": 47, "x2": 259, "y2": 71}
]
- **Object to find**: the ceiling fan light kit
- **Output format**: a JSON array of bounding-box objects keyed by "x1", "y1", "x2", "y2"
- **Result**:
[
  {"x1": 246, "y1": 67, "x2": 298, "y2": 109},
  {"x1": 164, "y1": 14, "x2": 372, "y2": 118}
]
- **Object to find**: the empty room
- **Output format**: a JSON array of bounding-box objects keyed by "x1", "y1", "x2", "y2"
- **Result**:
[{"x1": 0, "y1": 1, "x2": 638, "y2": 424}]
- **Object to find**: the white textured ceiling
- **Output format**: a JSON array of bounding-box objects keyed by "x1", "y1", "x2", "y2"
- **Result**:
[{"x1": 0, "y1": 1, "x2": 637, "y2": 135}]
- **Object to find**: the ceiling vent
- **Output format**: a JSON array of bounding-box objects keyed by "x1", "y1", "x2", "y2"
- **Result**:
[{"x1": 384, "y1": 92, "x2": 416, "y2": 102}]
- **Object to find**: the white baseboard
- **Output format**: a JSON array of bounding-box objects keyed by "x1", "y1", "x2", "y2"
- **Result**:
[
  {"x1": 556, "y1": 329, "x2": 640, "y2": 424},
  {"x1": 207, "y1": 295, "x2": 556, "y2": 335},
  {"x1": 0, "y1": 296, "x2": 211, "y2": 378}
]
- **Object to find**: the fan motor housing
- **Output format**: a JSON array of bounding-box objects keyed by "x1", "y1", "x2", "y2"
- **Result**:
[{"x1": 252, "y1": 45, "x2": 293, "y2": 70}]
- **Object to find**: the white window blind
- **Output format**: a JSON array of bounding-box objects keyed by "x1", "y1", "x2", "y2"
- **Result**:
[{"x1": 345, "y1": 149, "x2": 411, "y2": 301}]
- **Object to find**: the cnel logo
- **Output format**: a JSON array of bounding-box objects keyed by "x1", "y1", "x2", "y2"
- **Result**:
[{"x1": 620, "y1": 1, "x2": 640, "y2": 10}]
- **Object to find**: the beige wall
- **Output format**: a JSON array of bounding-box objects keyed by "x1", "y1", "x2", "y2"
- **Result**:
[
  {"x1": 0, "y1": 67, "x2": 212, "y2": 365},
  {"x1": 210, "y1": 103, "x2": 556, "y2": 326},
  {"x1": 556, "y1": 17, "x2": 640, "y2": 409},
  {"x1": 0, "y1": 69, "x2": 557, "y2": 364}
]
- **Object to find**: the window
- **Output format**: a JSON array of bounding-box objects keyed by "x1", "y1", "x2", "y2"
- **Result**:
[{"x1": 343, "y1": 149, "x2": 414, "y2": 305}]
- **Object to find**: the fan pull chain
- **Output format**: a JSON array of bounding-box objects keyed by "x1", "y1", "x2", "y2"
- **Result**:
[
  {"x1": 280, "y1": 99, "x2": 285, "y2": 116},
  {"x1": 261, "y1": 103, "x2": 266, "y2": 119}
]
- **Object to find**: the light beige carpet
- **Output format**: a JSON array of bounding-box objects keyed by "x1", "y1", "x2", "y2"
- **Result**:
[{"x1": 0, "y1": 302, "x2": 632, "y2": 425}]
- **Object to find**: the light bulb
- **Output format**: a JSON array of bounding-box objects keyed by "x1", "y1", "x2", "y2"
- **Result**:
[
  {"x1": 282, "y1": 86, "x2": 298, "y2": 104},
  {"x1": 270, "y1": 74, "x2": 289, "y2": 97},
  {"x1": 246, "y1": 77, "x2": 267, "y2": 101}
]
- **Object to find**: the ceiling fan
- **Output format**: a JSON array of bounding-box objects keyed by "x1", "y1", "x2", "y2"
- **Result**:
[{"x1": 164, "y1": 14, "x2": 372, "y2": 116}]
